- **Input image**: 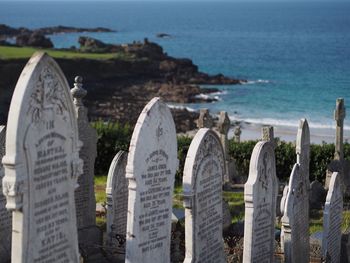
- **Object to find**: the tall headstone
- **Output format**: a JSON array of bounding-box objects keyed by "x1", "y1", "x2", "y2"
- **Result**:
[
  {"x1": 183, "y1": 128, "x2": 226, "y2": 263},
  {"x1": 217, "y1": 111, "x2": 233, "y2": 183},
  {"x1": 106, "y1": 150, "x2": 128, "y2": 256},
  {"x1": 196, "y1": 109, "x2": 213, "y2": 129},
  {"x1": 280, "y1": 119, "x2": 310, "y2": 263},
  {"x1": 2, "y1": 52, "x2": 82, "y2": 262},
  {"x1": 243, "y1": 141, "x2": 278, "y2": 263},
  {"x1": 322, "y1": 172, "x2": 343, "y2": 262},
  {"x1": 71, "y1": 76, "x2": 101, "y2": 253},
  {"x1": 0, "y1": 126, "x2": 11, "y2": 262},
  {"x1": 125, "y1": 97, "x2": 178, "y2": 263},
  {"x1": 262, "y1": 125, "x2": 276, "y2": 148}
]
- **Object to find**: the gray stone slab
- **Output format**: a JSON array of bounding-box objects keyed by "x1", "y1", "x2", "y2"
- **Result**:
[
  {"x1": 106, "y1": 150, "x2": 128, "y2": 255},
  {"x1": 243, "y1": 141, "x2": 278, "y2": 263},
  {"x1": 71, "y1": 76, "x2": 100, "y2": 253},
  {"x1": 125, "y1": 97, "x2": 178, "y2": 263},
  {"x1": 183, "y1": 128, "x2": 226, "y2": 263},
  {"x1": 322, "y1": 172, "x2": 343, "y2": 262},
  {"x1": 1, "y1": 52, "x2": 82, "y2": 262},
  {"x1": 0, "y1": 125, "x2": 11, "y2": 262}
]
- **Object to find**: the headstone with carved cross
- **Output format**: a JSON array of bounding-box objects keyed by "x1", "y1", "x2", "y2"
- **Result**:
[
  {"x1": 243, "y1": 141, "x2": 278, "y2": 263},
  {"x1": 71, "y1": 76, "x2": 102, "y2": 258},
  {"x1": 280, "y1": 119, "x2": 310, "y2": 263},
  {"x1": 0, "y1": 126, "x2": 11, "y2": 262},
  {"x1": 325, "y1": 98, "x2": 350, "y2": 194},
  {"x1": 125, "y1": 97, "x2": 178, "y2": 263},
  {"x1": 196, "y1": 108, "x2": 213, "y2": 129}
]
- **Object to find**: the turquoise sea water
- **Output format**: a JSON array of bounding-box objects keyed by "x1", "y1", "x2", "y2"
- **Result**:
[{"x1": 1, "y1": 1, "x2": 350, "y2": 130}]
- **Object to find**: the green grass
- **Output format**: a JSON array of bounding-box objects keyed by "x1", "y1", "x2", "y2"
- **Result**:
[
  {"x1": 223, "y1": 191, "x2": 245, "y2": 224},
  {"x1": 173, "y1": 185, "x2": 184, "y2": 209},
  {"x1": 94, "y1": 175, "x2": 107, "y2": 204},
  {"x1": 0, "y1": 45, "x2": 134, "y2": 60}
]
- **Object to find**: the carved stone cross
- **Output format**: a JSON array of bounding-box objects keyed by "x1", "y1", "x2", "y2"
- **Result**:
[
  {"x1": 334, "y1": 98, "x2": 346, "y2": 161},
  {"x1": 197, "y1": 108, "x2": 213, "y2": 129}
]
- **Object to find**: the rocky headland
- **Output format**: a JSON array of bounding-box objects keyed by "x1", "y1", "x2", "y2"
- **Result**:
[{"x1": 0, "y1": 29, "x2": 245, "y2": 132}]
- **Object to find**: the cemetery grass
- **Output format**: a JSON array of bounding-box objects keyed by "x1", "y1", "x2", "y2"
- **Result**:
[{"x1": 0, "y1": 45, "x2": 135, "y2": 60}]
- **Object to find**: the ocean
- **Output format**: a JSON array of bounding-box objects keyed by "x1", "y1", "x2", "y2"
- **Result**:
[{"x1": 1, "y1": 1, "x2": 350, "y2": 132}]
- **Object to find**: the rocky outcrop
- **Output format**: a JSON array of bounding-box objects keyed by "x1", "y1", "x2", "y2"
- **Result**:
[{"x1": 16, "y1": 32, "x2": 53, "y2": 48}]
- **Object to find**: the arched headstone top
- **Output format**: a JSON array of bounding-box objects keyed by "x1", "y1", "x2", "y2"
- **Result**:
[
  {"x1": 106, "y1": 150, "x2": 128, "y2": 195},
  {"x1": 245, "y1": 141, "x2": 277, "y2": 199},
  {"x1": 3, "y1": 51, "x2": 80, "y2": 162},
  {"x1": 126, "y1": 97, "x2": 178, "y2": 179},
  {"x1": 183, "y1": 128, "x2": 225, "y2": 194}
]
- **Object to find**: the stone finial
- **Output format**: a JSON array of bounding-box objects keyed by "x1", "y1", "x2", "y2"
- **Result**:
[
  {"x1": 334, "y1": 98, "x2": 346, "y2": 160},
  {"x1": 197, "y1": 108, "x2": 213, "y2": 129},
  {"x1": 234, "y1": 126, "x2": 242, "y2": 143},
  {"x1": 262, "y1": 125, "x2": 276, "y2": 148},
  {"x1": 217, "y1": 111, "x2": 231, "y2": 135},
  {"x1": 71, "y1": 76, "x2": 87, "y2": 106}
]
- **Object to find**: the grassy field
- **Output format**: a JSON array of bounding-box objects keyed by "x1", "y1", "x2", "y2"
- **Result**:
[{"x1": 0, "y1": 45, "x2": 133, "y2": 60}]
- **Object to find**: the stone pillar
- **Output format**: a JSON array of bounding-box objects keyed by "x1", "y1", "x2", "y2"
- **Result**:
[
  {"x1": 334, "y1": 98, "x2": 345, "y2": 161},
  {"x1": 217, "y1": 111, "x2": 231, "y2": 183},
  {"x1": 71, "y1": 76, "x2": 102, "y2": 259},
  {"x1": 262, "y1": 125, "x2": 276, "y2": 148}
]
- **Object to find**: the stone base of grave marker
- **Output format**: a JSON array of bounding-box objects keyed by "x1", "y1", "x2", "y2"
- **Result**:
[{"x1": 78, "y1": 226, "x2": 104, "y2": 261}]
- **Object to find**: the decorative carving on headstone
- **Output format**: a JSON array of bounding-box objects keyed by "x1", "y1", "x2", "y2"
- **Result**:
[
  {"x1": 322, "y1": 172, "x2": 343, "y2": 262},
  {"x1": 0, "y1": 126, "x2": 11, "y2": 262},
  {"x1": 125, "y1": 97, "x2": 178, "y2": 263},
  {"x1": 71, "y1": 76, "x2": 101, "y2": 255},
  {"x1": 196, "y1": 108, "x2": 213, "y2": 129},
  {"x1": 183, "y1": 128, "x2": 226, "y2": 263},
  {"x1": 243, "y1": 141, "x2": 278, "y2": 263},
  {"x1": 106, "y1": 150, "x2": 128, "y2": 256},
  {"x1": 2, "y1": 52, "x2": 82, "y2": 262}
]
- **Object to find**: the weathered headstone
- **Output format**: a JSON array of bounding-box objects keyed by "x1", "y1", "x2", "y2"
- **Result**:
[
  {"x1": 322, "y1": 172, "x2": 343, "y2": 262},
  {"x1": 243, "y1": 141, "x2": 278, "y2": 263},
  {"x1": 0, "y1": 125, "x2": 11, "y2": 262},
  {"x1": 183, "y1": 128, "x2": 226, "y2": 263},
  {"x1": 309, "y1": 180, "x2": 326, "y2": 210},
  {"x1": 196, "y1": 108, "x2": 213, "y2": 129},
  {"x1": 106, "y1": 150, "x2": 128, "y2": 255},
  {"x1": 125, "y1": 97, "x2": 178, "y2": 263},
  {"x1": 281, "y1": 164, "x2": 309, "y2": 263},
  {"x1": 71, "y1": 76, "x2": 101, "y2": 255},
  {"x1": 2, "y1": 52, "x2": 82, "y2": 262}
]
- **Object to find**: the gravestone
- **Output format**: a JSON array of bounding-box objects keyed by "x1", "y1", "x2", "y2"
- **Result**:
[
  {"x1": 281, "y1": 164, "x2": 309, "y2": 263},
  {"x1": 183, "y1": 128, "x2": 226, "y2": 263},
  {"x1": 322, "y1": 172, "x2": 343, "y2": 262},
  {"x1": 262, "y1": 125, "x2": 276, "y2": 148},
  {"x1": 71, "y1": 76, "x2": 101, "y2": 254},
  {"x1": 0, "y1": 125, "x2": 11, "y2": 262},
  {"x1": 125, "y1": 97, "x2": 178, "y2": 263},
  {"x1": 106, "y1": 150, "x2": 128, "y2": 256},
  {"x1": 196, "y1": 108, "x2": 213, "y2": 129},
  {"x1": 309, "y1": 180, "x2": 326, "y2": 210},
  {"x1": 1, "y1": 52, "x2": 82, "y2": 262},
  {"x1": 243, "y1": 141, "x2": 278, "y2": 263},
  {"x1": 217, "y1": 111, "x2": 234, "y2": 184}
]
